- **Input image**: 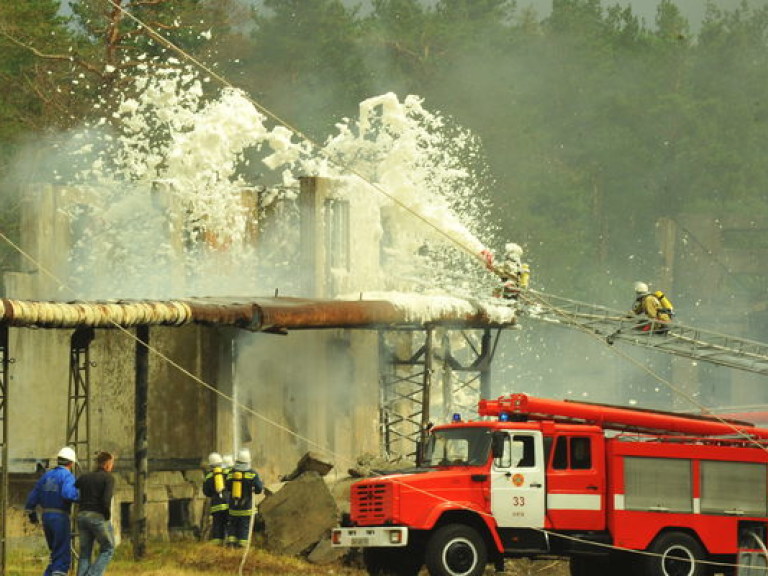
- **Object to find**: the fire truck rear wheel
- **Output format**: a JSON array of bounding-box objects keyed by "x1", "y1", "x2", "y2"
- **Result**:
[
  {"x1": 425, "y1": 524, "x2": 487, "y2": 576},
  {"x1": 646, "y1": 532, "x2": 710, "y2": 576}
]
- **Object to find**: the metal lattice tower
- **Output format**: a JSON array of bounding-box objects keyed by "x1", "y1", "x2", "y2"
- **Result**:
[
  {"x1": 66, "y1": 327, "x2": 95, "y2": 462},
  {"x1": 379, "y1": 328, "x2": 500, "y2": 460},
  {"x1": 379, "y1": 329, "x2": 434, "y2": 461}
]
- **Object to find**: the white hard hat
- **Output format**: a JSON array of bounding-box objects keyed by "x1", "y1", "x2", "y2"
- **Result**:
[
  {"x1": 222, "y1": 454, "x2": 234, "y2": 468},
  {"x1": 208, "y1": 452, "x2": 223, "y2": 467},
  {"x1": 505, "y1": 243, "x2": 523, "y2": 258},
  {"x1": 236, "y1": 448, "x2": 251, "y2": 464},
  {"x1": 634, "y1": 281, "x2": 649, "y2": 294},
  {"x1": 57, "y1": 446, "x2": 77, "y2": 464},
  {"x1": 234, "y1": 448, "x2": 251, "y2": 471}
]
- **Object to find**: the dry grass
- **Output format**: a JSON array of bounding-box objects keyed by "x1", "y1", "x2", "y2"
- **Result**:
[
  {"x1": 8, "y1": 540, "x2": 569, "y2": 576},
  {"x1": 8, "y1": 540, "x2": 367, "y2": 576}
]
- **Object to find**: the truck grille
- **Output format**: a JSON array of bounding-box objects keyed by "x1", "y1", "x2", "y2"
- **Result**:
[{"x1": 352, "y1": 482, "x2": 392, "y2": 525}]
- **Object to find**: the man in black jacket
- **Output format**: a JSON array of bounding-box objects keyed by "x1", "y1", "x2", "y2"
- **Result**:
[{"x1": 75, "y1": 451, "x2": 116, "y2": 576}]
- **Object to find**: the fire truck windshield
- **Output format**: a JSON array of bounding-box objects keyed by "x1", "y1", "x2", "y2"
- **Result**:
[{"x1": 422, "y1": 427, "x2": 492, "y2": 467}]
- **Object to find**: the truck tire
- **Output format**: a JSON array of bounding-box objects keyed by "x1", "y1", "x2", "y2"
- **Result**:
[
  {"x1": 363, "y1": 547, "x2": 422, "y2": 576},
  {"x1": 425, "y1": 524, "x2": 487, "y2": 576},
  {"x1": 644, "y1": 532, "x2": 710, "y2": 576}
]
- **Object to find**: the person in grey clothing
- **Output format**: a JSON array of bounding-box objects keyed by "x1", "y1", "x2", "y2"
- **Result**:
[{"x1": 75, "y1": 451, "x2": 116, "y2": 576}]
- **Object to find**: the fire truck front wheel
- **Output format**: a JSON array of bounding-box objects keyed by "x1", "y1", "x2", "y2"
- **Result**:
[
  {"x1": 645, "y1": 531, "x2": 710, "y2": 576},
  {"x1": 425, "y1": 524, "x2": 488, "y2": 576}
]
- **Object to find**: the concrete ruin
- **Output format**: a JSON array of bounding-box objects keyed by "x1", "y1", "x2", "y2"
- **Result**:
[{"x1": 1, "y1": 176, "x2": 516, "y2": 564}]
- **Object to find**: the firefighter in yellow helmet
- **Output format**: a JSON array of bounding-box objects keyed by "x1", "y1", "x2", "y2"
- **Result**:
[
  {"x1": 202, "y1": 452, "x2": 229, "y2": 545},
  {"x1": 226, "y1": 448, "x2": 263, "y2": 548},
  {"x1": 631, "y1": 281, "x2": 673, "y2": 333}
]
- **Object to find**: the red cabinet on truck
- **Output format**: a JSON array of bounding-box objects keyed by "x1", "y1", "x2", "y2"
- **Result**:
[{"x1": 332, "y1": 393, "x2": 768, "y2": 576}]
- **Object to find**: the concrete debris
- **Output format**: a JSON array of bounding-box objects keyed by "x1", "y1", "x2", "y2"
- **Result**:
[
  {"x1": 280, "y1": 451, "x2": 334, "y2": 481},
  {"x1": 259, "y1": 471, "x2": 338, "y2": 556},
  {"x1": 329, "y1": 477, "x2": 356, "y2": 517},
  {"x1": 347, "y1": 451, "x2": 415, "y2": 478},
  {"x1": 257, "y1": 452, "x2": 416, "y2": 564},
  {"x1": 307, "y1": 535, "x2": 346, "y2": 565}
]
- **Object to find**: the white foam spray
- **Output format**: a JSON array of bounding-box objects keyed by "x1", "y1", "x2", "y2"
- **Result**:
[{"x1": 59, "y1": 60, "x2": 499, "y2": 301}]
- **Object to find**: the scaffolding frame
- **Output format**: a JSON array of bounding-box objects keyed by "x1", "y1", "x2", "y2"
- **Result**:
[
  {"x1": 66, "y1": 327, "x2": 95, "y2": 463},
  {"x1": 379, "y1": 327, "x2": 500, "y2": 461}
]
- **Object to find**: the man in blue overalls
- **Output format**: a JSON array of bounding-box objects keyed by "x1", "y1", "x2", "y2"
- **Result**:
[{"x1": 25, "y1": 446, "x2": 80, "y2": 576}]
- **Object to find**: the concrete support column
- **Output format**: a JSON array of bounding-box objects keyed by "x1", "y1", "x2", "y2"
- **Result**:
[
  {"x1": 133, "y1": 325, "x2": 149, "y2": 560},
  {"x1": 299, "y1": 177, "x2": 330, "y2": 298}
]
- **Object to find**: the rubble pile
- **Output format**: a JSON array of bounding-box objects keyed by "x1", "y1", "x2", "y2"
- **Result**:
[{"x1": 257, "y1": 451, "x2": 415, "y2": 565}]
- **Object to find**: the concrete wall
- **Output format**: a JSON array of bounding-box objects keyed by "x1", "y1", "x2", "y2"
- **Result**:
[
  {"x1": 5, "y1": 324, "x2": 217, "y2": 472},
  {"x1": 5, "y1": 177, "x2": 382, "y2": 543}
]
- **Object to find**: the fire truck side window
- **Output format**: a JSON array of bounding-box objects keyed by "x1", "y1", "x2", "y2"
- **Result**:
[
  {"x1": 551, "y1": 436, "x2": 592, "y2": 470},
  {"x1": 571, "y1": 437, "x2": 592, "y2": 469},
  {"x1": 495, "y1": 435, "x2": 512, "y2": 468},
  {"x1": 543, "y1": 436, "x2": 554, "y2": 465},
  {"x1": 552, "y1": 437, "x2": 568, "y2": 470},
  {"x1": 513, "y1": 435, "x2": 535, "y2": 468}
]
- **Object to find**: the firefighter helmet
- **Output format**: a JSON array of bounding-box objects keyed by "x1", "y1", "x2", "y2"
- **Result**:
[
  {"x1": 504, "y1": 242, "x2": 523, "y2": 261},
  {"x1": 208, "y1": 452, "x2": 223, "y2": 467},
  {"x1": 634, "y1": 281, "x2": 649, "y2": 294},
  {"x1": 222, "y1": 454, "x2": 234, "y2": 469},
  {"x1": 57, "y1": 446, "x2": 77, "y2": 464},
  {"x1": 235, "y1": 448, "x2": 251, "y2": 471}
]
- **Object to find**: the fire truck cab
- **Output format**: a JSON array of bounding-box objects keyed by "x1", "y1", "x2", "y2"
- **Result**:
[{"x1": 332, "y1": 394, "x2": 768, "y2": 576}]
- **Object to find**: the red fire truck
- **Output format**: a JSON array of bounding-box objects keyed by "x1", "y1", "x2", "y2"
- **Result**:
[{"x1": 331, "y1": 394, "x2": 768, "y2": 576}]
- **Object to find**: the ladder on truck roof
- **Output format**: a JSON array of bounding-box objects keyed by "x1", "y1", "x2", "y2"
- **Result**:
[
  {"x1": 480, "y1": 393, "x2": 768, "y2": 439},
  {"x1": 520, "y1": 290, "x2": 768, "y2": 376}
]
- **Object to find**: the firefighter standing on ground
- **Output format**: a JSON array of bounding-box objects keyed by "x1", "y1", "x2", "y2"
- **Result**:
[
  {"x1": 631, "y1": 281, "x2": 673, "y2": 332},
  {"x1": 226, "y1": 448, "x2": 263, "y2": 548},
  {"x1": 25, "y1": 446, "x2": 80, "y2": 576},
  {"x1": 202, "y1": 452, "x2": 230, "y2": 545}
]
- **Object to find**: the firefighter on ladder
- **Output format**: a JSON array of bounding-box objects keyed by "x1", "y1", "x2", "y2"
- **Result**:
[
  {"x1": 482, "y1": 242, "x2": 530, "y2": 300},
  {"x1": 202, "y1": 452, "x2": 230, "y2": 545},
  {"x1": 226, "y1": 448, "x2": 263, "y2": 548},
  {"x1": 631, "y1": 281, "x2": 673, "y2": 333}
]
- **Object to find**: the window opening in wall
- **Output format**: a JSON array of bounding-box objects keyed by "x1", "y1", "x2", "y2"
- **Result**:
[
  {"x1": 168, "y1": 498, "x2": 192, "y2": 531},
  {"x1": 120, "y1": 502, "x2": 132, "y2": 537}
]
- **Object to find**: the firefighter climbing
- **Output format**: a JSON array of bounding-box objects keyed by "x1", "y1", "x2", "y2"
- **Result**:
[{"x1": 630, "y1": 281, "x2": 672, "y2": 333}]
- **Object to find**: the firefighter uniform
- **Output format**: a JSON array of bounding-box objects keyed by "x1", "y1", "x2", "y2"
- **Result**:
[
  {"x1": 202, "y1": 452, "x2": 230, "y2": 545},
  {"x1": 494, "y1": 243, "x2": 530, "y2": 300},
  {"x1": 25, "y1": 447, "x2": 80, "y2": 576},
  {"x1": 631, "y1": 282, "x2": 672, "y2": 333},
  {"x1": 226, "y1": 449, "x2": 263, "y2": 548}
]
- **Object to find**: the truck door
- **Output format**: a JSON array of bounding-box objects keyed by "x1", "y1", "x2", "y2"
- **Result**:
[
  {"x1": 545, "y1": 433, "x2": 605, "y2": 530},
  {"x1": 490, "y1": 430, "x2": 545, "y2": 527}
]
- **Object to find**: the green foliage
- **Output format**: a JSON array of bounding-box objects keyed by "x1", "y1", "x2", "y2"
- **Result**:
[{"x1": 242, "y1": 0, "x2": 368, "y2": 140}]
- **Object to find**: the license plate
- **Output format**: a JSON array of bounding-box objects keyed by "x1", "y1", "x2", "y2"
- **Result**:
[{"x1": 351, "y1": 537, "x2": 370, "y2": 546}]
